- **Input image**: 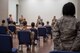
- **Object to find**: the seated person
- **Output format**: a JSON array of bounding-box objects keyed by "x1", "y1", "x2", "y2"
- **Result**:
[
  {"x1": 8, "y1": 21, "x2": 14, "y2": 26},
  {"x1": 13, "y1": 22, "x2": 16, "y2": 26},
  {"x1": 1, "y1": 20, "x2": 10, "y2": 34},
  {"x1": 37, "y1": 22, "x2": 42, "y2": 27},
  {"x1": 22, "y1": 21, "x2": 35, "y2": 50},
  {"x1": 1, "y1": 20, "x2": 6, "y2": 26},
  {"x1": 8, "y1": 21, "x2": 17, "y2": 37},
  {"x1": 22, "y1": 21, "x2": 28, "y2": 30},
  {"x1": 46, "y1": 21, "x2": 50, "y2": 26},
  {"x1": 42, "y1": 22, "x2": 44, "y2": 26},
  {"x1": 30, "y1": 22, "x2": 38, "y2": 45}
]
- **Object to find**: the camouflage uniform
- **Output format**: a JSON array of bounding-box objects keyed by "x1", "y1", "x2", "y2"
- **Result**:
[
  {"x1": 71, "y1": 21, "x2": 80, "y2": 51},
  {"x1": 53, "y1": 16, "x2": 78, "y2": 51}
]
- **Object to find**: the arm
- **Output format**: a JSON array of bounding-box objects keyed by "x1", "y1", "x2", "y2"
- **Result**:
[{"x1": 71, "y1": 22, "x2": 80, "y2": 51}]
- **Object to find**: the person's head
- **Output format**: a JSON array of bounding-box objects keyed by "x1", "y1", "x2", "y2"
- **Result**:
[
  {"x1": 39, "y1": 22, "x2": 41, "y2": 25},
  {"x1": 62, "y1": 2, "x2": 75, "y2": 16},
  {"x1": 13, "y1": 22, "x2": 16, "y2": 25},
  {"x1": 31, "y1": 22, "x2": 35, "y2": 28},
  {"x1": 23, "y1": 21, "x2": 27, "y2": 26},
  {"x1": 9, "y1": 14, "x2": 12, "y2": 17},
  {"x1": 8, "y1": 21, "x2": 13, "y2": 24},
  {"x1": 47, "y1": 21, "x2": 49, "y2": 25},
  {"x1": 2, "y1": 20, "x2": 5, "y2": 24},
  {"x1": 42, "y1": 22, "x2": 44, "y2": 26}
]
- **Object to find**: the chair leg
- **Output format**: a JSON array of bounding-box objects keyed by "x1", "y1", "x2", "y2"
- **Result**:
[
  {"x1": 18, "y1": 45, "x2": 23, "y2": 53},
  {"x1": 21, "y1": 45, "x2": 23, "y2": 52}
]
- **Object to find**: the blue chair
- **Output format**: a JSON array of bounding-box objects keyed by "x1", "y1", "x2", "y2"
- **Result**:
[
  {"x1": 0, "y1": 26, "x2": 8, "y2": 34},
  {"x1": 8, "y1": 26, "x2": 16, "y2": 38},
  {"x1": 8, "y1": 26, "x2": 16, "y2": 33},
  {"x1": 17, "y1": 30, "x2": 31, "y2": 51},
  {"x1": 50, "y1": 51, "x2": 80, "y2": 53},
  {"x1": 30, "y1": 28, "x2": 38, "y2": 40},
  {"x1": 45, "y1": 26, "x2": 52, "y2": 39},
  {"x1": 38, "y1": 27, "x2": 47, "y2": 42},
  {"x1": 38, "y1": 27, "x2": 47, "y2": 37},
  {"x1": 0, "y1": 35, "x2": 17, "y2": 53}
]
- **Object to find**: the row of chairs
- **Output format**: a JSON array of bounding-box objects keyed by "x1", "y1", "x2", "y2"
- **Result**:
[
  {"x1": 0, "y1": 26, "x2": 16, "y2": 34},
  {"x1": 0, "y1": 25, "x2": 52, "y2": 53},
  {"x1": 0, "y1": 30, "x2": 80, "y2": 53},
  {"x1": 0, "y1": 25, "x2": 52, "y2": 38}
]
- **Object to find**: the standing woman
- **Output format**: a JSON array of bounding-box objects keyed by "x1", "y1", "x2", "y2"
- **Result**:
[{"x1": 53, "y1": 2, "x2": 78, "y2": 51}]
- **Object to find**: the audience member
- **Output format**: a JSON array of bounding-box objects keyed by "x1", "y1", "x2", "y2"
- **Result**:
[
  {"x1": 46, "y1": 21, "x2": 50, "y2": 26},
  {"x1": 13, "y1": 22, "x2": 16, "y2": 26},
  {"x1": 31, "y1": 22, "x2": 35, "y2": 28},
  {"x1": 22, "y1": 21, "x2": 28, "y2": 30},
  {"x1": 30, "y1": 22, "x2": 37, "y2": 45},
  {"x1": 1, "y1": 20, "x2": 6, "y2": 26},
  {"x1": 53, "y1": 2, "x2": 78, "y2": 51},
  {"x1": 37, "y1": 22, "x2": 42, "y2": 27},
  {"x1": 8, "y1": 21, "x2": 14, "y2": 26},
  {"x1": 42, "y1": 22, "x2": 44, "y2": 26}
]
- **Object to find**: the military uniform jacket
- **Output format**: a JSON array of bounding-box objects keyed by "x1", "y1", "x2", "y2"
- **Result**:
[{"x1": 53, "y1": 16, "x2": 80, "y2": 51}]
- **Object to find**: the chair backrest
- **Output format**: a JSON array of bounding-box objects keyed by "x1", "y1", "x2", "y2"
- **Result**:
[
  {"x1": 38, "y1": 27, "x2": 47, "y2": 36},
  {"x1": 8, "y1": 26, "x2": 16, "y2": 32},
  {"x1": 0, "y1": 26, "x2": 7, "y2": 34},
  {"x1": 0, "y1": 35, "x2": 12, "y2": 52},
  {"x1": 45, "y1": 26, "x2": 52, "y2": 34},
  {"x1": 30, "y1": 28, "x2": 38, "y2": 39},
  {"x1": 18, "y1": 30, "x2": 31, "y2": 45}
]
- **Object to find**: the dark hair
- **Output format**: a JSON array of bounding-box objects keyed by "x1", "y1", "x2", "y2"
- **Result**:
[
  {"x1": 2, "y1": 20, "x2": 5, "y2": 23},
  {"x1": 9, "y1": 14, "x2": 12, "y2": 17},
  {"x1": 8, "y1": 21, "x2": 13, "y2": 24},
  {"x1": 23, "y1": 21, "x2": 27, "y2": 26},
  {"x1": 42, "y1": 22, "x2": 44, "y2": 26},
  {"x1": 47, "y1": 21, "x2": 49, "y2": 24},
  {"x1": 13, "y1": 22, "x2": 16, "y2": 25},
  {"x1": 62, "y1": 2, "x2": 75, "y2": 16},
  {"x1": 39, "y1": 22, "x2": 41, "y2": 25},
  {"x1": 31, "y1": 22, "x2": 35, "y2": 28}
]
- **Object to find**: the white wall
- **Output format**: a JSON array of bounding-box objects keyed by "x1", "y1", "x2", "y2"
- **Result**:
[
  {"x1": 8, "y1": 0, "x2": 19, "y2": 22},
  {"x1": 0, "y1": 0, "x2": 8, "y2": 24},
  {"x1": 19, "y1": 0, "x2": 78, "y2": 25},
  {"x1": 77, "y1": 0, "x2": 80, "y2": 21}
]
